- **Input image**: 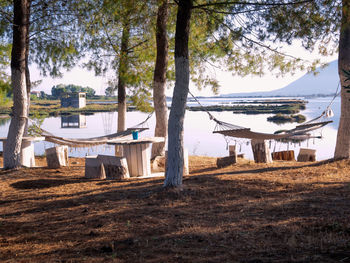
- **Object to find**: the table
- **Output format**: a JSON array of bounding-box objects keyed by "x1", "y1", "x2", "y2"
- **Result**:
[
  {"x1": 107, "y1": 137, "x2": 165, "y2": 177},
  {"x1": 0, "y1": 136, "x2": 45, "y2": 167}
]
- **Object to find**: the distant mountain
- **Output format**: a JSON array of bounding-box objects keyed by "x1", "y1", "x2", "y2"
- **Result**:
[{"x1": 222, "y1": 60, "x2": 339, "y2": 97}]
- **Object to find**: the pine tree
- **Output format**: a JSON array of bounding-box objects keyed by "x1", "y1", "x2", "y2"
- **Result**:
[{"x1": 165, "y1": 0, "x2": 340, "y2": 187}]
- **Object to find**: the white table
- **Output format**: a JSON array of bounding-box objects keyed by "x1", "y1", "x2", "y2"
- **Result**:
[
  {"x1": 0, "y1": 136, "x2": 45, "y2": 167},
  {"x1": 107, "y1": 137, "x2": 165, "y2": 177}
]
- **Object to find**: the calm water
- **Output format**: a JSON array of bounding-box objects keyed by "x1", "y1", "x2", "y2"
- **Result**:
[{"x1": 0, "y1": 96, "x2": 340, "y2": 161}]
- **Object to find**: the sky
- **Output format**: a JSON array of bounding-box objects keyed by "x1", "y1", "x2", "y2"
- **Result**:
[{"x1": 31, "y1": 43, "x2": 338, "y2": 97}]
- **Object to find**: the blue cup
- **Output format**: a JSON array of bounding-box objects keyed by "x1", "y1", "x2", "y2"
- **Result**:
[{"x1": 132, "y1": 130, "x2": 139, "y2": 140}]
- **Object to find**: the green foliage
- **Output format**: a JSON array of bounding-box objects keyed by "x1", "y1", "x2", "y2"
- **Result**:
[
  {"x1": 51, "y1": 84, "x2": 96, "y2": 98},
  {"x1": 40, "y1": 91, "x2": 48, "y2": 99},
  {"x1": 0, "y1": 76, "x2": 10, "y2": 94},
  {"x1": 0, "y1": 43, "x2": 11, "y2": 96},
  {"x1": 0, "y1": 43, "x2": 10, "y2": 71},
  {"x1": 0, "y1": 39, "x2": 11, "y2": 103},
  {"x1": 0, "y1": 89, "x2": 11, "y2": 107},
  {"x1": 1, "y1": 1, "x2": 85, "y2": 78},
  {"x1": 129, "y1": 88, "x2": 153, "y2": 113},
  {"x1": 1, "y1": 0, "x2": 341, "y2": 101},
  {"x1": 30, "y1": 94, "x2": 39, "y2": 101},
  {"x1": 80, "y1": 0, "x2": 157, "y2": 100},
  {"x1": 28, "y1": 112, "x2": 45, "y2": 137},
  {"x1": 29, "y1": 1, "x2": 85, "y2": 78},
  {"x1": 105, "y1": 86, "x2": 115, "y2": 97},
  {"x1": 186, "y1": 0, "x2": 341, "y2": 95}
]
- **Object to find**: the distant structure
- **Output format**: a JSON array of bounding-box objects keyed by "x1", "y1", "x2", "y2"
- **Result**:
[
  {"x1": 61, "y1": 92, "x2": 86, "y2": 108},
  {"x1": 30, "y1": 91, "x2": 41, "y2": 98}
]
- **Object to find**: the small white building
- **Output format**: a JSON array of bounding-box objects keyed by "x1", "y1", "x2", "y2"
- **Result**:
[{"x1": 61, "y1": 92, "x2": 86, "y2": 108}]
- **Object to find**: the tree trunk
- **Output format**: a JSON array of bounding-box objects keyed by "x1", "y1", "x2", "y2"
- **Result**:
[
  {"x1": 334, "y1": 0, "x2": 350, "y2": 159},
  {"x1": 4, "y1": 0, "x2": 29, "y2": 169},
  {"x1": 164, "y1": 0, "x2": 192, "y2": 188},
  {"x1": 152, "y1": 0, "x2": 169, "y2": 159},
  {"x1": 24, "y1": 1, "x2": 31, "y2": 136},
  {"x1": 117, "y1": 23, "x2": 130, "y2": 132}
]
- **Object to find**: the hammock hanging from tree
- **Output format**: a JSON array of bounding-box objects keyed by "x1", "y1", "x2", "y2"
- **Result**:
[
  {"x1": 188, "y1": 89, "x2": 337, "y2": 142},
  {"x1": 35, "y1": 112, "x2": 153, "y2": 148},
  {"x1": 212, "y1": 118, "x2": 332, "y2": 140}
]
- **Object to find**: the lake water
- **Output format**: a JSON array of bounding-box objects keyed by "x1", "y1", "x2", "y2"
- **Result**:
[{"x1": 0, "y1": 96, "x2": 340, "y2": 161}]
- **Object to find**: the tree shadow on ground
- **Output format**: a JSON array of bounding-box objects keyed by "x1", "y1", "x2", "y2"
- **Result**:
[
  {"x1": 1, "y1": 161, "x2": 350, "y2": 262},
  {"x1": 191, "y1": 158, "x2": 338, "y2": 176},
  {"x1": 10, "y1": 178, "x2": 84, "y2": 189}
]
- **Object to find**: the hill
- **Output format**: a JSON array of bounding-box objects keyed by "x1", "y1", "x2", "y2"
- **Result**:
[{"x1": 223, "y1": 60, "x2": 339, "y2": 97}]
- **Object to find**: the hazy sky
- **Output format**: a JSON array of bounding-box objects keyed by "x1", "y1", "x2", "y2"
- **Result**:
[{"x1": 31, "y1": 43, "x2": 338, "y2": 97}]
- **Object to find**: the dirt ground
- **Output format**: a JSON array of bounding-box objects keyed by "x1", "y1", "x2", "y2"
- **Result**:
[{"x1": 0, "y1": 156, "x2": 350, "y2": 263}]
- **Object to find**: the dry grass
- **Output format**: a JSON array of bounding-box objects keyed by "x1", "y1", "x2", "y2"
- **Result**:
[{"x1": 0, "y1": 156, "x2": 350, "y2": 262}]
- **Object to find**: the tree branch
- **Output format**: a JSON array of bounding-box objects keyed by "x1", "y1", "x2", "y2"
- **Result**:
[
  {"x1": 127, "y1": 39, "x2": 149, "y2": 53},
  {"x1": 208, "y1": 9, "x2": 308, "y2": 62},
  {"x1": 0, "y1": 9, "x2": 12, "y2": 23},
  {"x1": 196, "y1": 5, "x2": 281, "y2": 15}
]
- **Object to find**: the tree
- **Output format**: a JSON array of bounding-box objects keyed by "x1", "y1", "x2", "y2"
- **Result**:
[
  {"x1": 1, "y1": 0, "x2": 83, "y2": 168},
  {"x1": 164, "y1": 0, "x2": 193, "y2": 187},
  {"x1": 116, "y1": 19, "x2": 130, "y2": 132},
  {"x1": 81, "y1": 0, "x2": 157, "y2": 132},
  {"x1": 151, "y1": 0, "x2": 170, "y2": 158},
  {"x1": 0, "y1": 2, "x2": 12, "y2": 99},
  {"x1": 51, "y1": 84, "x2": 96, "y2": 98},
  {"x1": 3, "y1": 0, "x2": 29, "y2": 169},
  {"x1": 51, "y1": 84, "x2": 67, "y2": 98},
  {"x1": 334, "y1": 0, "x2": 350, "y2": 159},
  {"x1": 164, "y1": 0, "x2": 339, "y2": 187},
  {"x1": 245, "y1": 0, "x2": 345, "y2": 158},
  {"x1": 80, "y1": 86, "x2": 96, "y2": 97}
]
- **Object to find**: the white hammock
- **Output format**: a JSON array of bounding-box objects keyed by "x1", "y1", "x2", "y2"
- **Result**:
[{"x1": 36, "y1": 112, "x2": 153, "y2": 147}]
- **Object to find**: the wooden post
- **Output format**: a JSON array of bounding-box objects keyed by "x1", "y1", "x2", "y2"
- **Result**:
[
  {"x1": 45, "y1": 145, "x2": 68, "y2": 168},
  {"x1": 297, "y1": 148, "x2": 316, "y2": 162},
  {"x1": 115, "y1": 145, "x2": 124, "y2": 157},
  {"x1": 272, "y1": 150, "x2": 295, "y2": 161},
  {"x1": 229, "y1": 145, "x2": 236, "y2": 156},
  {"x1": 251, "y1": 139, "x2": 272, "y2": 163},
  {"x1": 228, "y1": 145, "x2": 237, "y2": 162}
]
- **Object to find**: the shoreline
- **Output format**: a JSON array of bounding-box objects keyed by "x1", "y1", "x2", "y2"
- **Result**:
[{"x1": 0, "y1": 98, "x2": 308, "y2": 118}]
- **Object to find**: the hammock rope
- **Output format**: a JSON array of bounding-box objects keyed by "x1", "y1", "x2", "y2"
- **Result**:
[
  {"x1": 33, "y1": 112, "x2": 153, "y2": 148},
  {"x1": 188, "y1": 89, "x2": 336, "y2": 142},
  {"x1": 302, "y1": 82, "x2": 340, "y2": 126}
]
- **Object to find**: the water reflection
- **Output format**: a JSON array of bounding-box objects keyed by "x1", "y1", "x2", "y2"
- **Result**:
[
  {"x1": 61, "y1": 114, "x2": 87, "y2": 128},
  {"x1": 0, "y1": 97, "x2": 341, "y2": 160}
]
